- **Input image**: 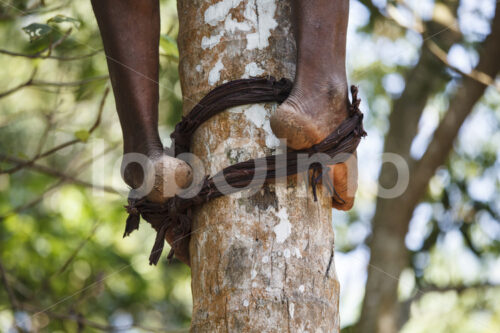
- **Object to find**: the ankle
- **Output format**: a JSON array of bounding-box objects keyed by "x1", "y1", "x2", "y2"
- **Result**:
[
  {"x1": 124, "y1": 137, "x2": 163, "y2": 157},
  {"x1": 122, "y1": 139, "x2": 163, "y2": 189},
  {"x1": 287, "y1": 75, "x2": 348, "y2": 114}
]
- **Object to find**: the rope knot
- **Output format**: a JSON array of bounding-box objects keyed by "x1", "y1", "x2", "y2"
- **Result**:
[
  {"x1": 123, "y1": 198, "x2": 142, "y2": 238},
  {"x1": 125, "y1": 205, "x2": 139, "y2": 216},
  {"x1": 122, "y1": 77, "x2": 365, "y2": 266}
]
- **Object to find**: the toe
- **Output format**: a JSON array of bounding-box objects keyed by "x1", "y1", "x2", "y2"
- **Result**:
[
  {"x1": 329, "y1": 153, "x2": 358, "y2": 211},
  {"x1": 147, "y1": 155, "x2": 193, "y2": 203}
]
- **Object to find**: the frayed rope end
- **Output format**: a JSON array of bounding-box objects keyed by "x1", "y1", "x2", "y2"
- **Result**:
[{"x1": 123, "y1": 200, "x2": 140, "y2": 238}]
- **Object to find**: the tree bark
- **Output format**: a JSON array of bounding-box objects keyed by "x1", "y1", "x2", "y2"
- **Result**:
[
  {"x1": 356, "y1": 4, "x2": 500, "y2": 333},
  {"x1": 177, "y1": 1, "x2": 340, "y2": 331}
]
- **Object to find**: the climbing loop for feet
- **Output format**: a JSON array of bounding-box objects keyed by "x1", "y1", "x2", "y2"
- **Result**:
[{"x1": 123, "y1": 76, "x2": 366, "y2": 266}]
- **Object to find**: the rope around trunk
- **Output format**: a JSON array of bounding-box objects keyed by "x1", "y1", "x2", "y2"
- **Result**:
[{"x1": 123, "y1": 77, "x2": 366, "y2": 266}]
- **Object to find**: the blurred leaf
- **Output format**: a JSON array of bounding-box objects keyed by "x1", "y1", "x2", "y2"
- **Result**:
[
  {"x1": 160, "y1": 34, "x2": 179, "y2": 59},
  {"x1": 74, "y1": 130, "x2": 90, "y2": 142},
  {"x1": 47, "y1": 15, "x2": 81, "y2": 29},
  {"x1": 16, "y1": 151, "x2": 28, "y2": 159},
  {"x1": 22, "y1": 23, "x2": 52, "y2": 42}
]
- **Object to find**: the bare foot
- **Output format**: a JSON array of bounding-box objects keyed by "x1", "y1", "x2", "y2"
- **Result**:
[
  {"x1": 122, "y1": 148, "x2": 193, "y2": 203},
  {"x1": 270, "y1": 79, "x2": 349, "y2": 150},
  {"x1": 270, "y1": 79, "x2": 358, "y2": 210},
  {"x1": 271, "y1": 0, "x2": 357, "y2": 209},
  {"x1": 271, "y1": 77, "x2": 358, "y2": 210}
]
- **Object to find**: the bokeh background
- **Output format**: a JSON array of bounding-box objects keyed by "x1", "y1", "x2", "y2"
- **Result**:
[{"x1": 0, "y1": 0, "x2": 499, "y2": 332}]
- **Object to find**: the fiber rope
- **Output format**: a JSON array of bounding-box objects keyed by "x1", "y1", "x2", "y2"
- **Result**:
[{"x1": 123, "y1": 77, "x2": 366, "y2": 265}]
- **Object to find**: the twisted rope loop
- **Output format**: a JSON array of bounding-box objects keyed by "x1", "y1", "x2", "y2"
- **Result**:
[{"x1": 124, "y1": 77, "x2": 366, "y2": 265}]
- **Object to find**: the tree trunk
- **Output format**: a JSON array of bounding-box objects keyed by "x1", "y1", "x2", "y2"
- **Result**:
[
  {"x1": 176, "y1": 0, "x2": 340, "y2": 332},
  {"x1": 356, "y1": 39, "x2": 458, "y2": 333},
  {"x1": 356, "y1": 3, "x2": 500, "y2": 332}
]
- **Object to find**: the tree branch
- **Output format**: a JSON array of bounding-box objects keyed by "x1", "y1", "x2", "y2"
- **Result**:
[
  {"x1": 0, "y1": 141, "x2": 119, "y2": 220},
  {"x1": 21, "y1": 303, "x2": 182, "y2": 332},
  {"x1": 1, "y1": 87, "x2": 110, "y2": 174},
  {"x1": 0, "y1": 73, "x2": 108, "y2": 99},
  {"x1": 0, "y1": 68, "x2": 37, "y2": 99},
  {"x1": 0, "y1": 28, "x2": 71, "y2": 60},
  {"x1": 0, "y1": 260, "x2": 27, "y2": 332},
  {"x1": 425, "y1": 39, "x2": 500, "y2": 91},
  {"x1": 0, "y1": 154, "x2": 118, "y2": 194},
  {"x1": 0, "y1": 48, "x2": 103, "y2": 61},
  {"x1": 382, "y1": 2, "x2": 498, "y2": 91},
  {"x1": 0, "y1": 259, "x2": 18, "y2": 310},
  {"x1": 31, "y1": 75, "x2": 109, "y2": 88},
  {"x1": 410, "y1": 282, "x2": 500, "y2": 303},
  {"x1": 399, "y1": 282, "x2": 499, "y2": 325},
  {"x1": 411, "y1": 4, "x2": 500, "y2": 201},
  {"x1": 0, "y1": 180, "x2": 64, "y2": 219},
  {"x1": 0, "y1": 0, "x2": 71, "y2": 21},
  {"x1": 53, "y1": 223, "x2": 100, "y2": 277}
]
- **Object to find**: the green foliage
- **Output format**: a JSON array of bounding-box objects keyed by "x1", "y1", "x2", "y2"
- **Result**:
[
  {"x1": 160, "y1": 34, "x2": 179, "y2": 61},
  {"x1": 22, "y1": 15, "x2": 80, "y2": 42},
  {"x1": 0, "y1": 0, "x2": 188, "y2": 331},
  {"x1": 46, "y1": 14, "x2": 81, "y2": 28},
  {"x1": 0, "y1": 0, "x2": 499, "y2": 332},
  {"x1": 74, "y1": 129, "x2": 90, "y2": 142},
  {"x1": 22, "y1": 23, "x2": 52, "y2": 42}
]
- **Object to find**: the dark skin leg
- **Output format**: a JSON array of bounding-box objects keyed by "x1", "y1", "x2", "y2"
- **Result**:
[
  {"x1": 270, "y1": 0, "x2": 357, "y2": 210},
  {"x1": 271, "y1": 0, "x2": 350, "y2": 150},
  {"x1": 91, "y1": 0, "x2": 162, "y2": 157},
  {"x1": 91, "y1": 0, "x2": 191, "y2": 202},
  {"x1": 91, "y1": 0, "x2": 356, "y2": 209}
]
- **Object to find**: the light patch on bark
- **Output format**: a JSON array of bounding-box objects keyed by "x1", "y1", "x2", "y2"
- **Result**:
[
  {"x1": 243, "y1": 104, "x2": 267, "y2": 127},
  {"x1": 202, "y1": 13, "x2": 254, "y2": 51},
  {"x1": 204, "y1": 0, "x2": 243, "y2": 26},
  {"x1": 208, "y1": 57, "x2": 224, "y2": 85},
  {"x1": 204, "y1": 0, "x2": 278, "y2": 51},
  {"x1": 243, "y1": 104, "x2": 280, "y2": 148},
  {"x1": 294, "y1": 247, "x2": 302, "y2": 258},
  {"x1": 273, "y1": 207, "x2": 291, "y2": 243},
  {"x1": 201, "y1": 31, "x2": 225, "y2": 49},
  {"x1": 262, "y1": 114, "x2": 281, "y2": 147},
  {"x1": 224, "y1": 14, "x2": 252, "y2": 33},
  {"x1": 246, "y1": 0, "x2": 278, "y2": 50},
  {"x1": 242, "y1": 62, "x2": 265, "y2": 78}
]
